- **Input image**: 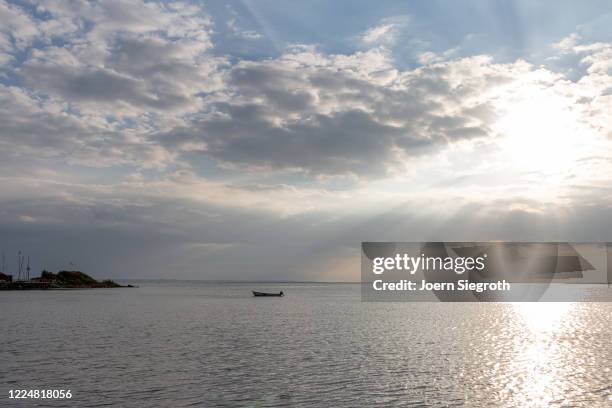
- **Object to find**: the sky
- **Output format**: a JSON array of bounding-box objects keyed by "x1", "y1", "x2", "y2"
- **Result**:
[{"x1": 1, "y1": 0, "x2": 612, "y2": 281}]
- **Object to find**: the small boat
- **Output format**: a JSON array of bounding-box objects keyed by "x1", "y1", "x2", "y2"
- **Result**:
[{"x1": 252, "y1": 291, "x2": 284, "y2": 297}]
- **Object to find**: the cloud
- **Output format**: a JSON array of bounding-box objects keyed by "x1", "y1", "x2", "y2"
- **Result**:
[
  {"x1": 0, "y1": 0, "x2": 40, "y2": 50},
  {"x1": 545, "y1": 34, "x2": 612, "y2": 138},
  {"x1": 160, "y1": 107, "x2": 422, "y2": 177},
  {"x1": 227, "y1": 18, "x2": 262, "y2": 40},
  {"x1": 361, "y1": 16, "x2": 410, "y2": 46},
  {"x1": 0, "y1": 83, "x2": 176, "y2": 169},
  {"x1": 552, "y1": 33, "x2": 581, "y2": 52},
  {"x1": 8, "y1": 0, "x2": 223, "y2": 117},
  {"x1": 417, "y1": 47, "x2": 460, "y2": 65},
  {"x1": 0, "y1": 0, "x2": 224, "y2": 169},
  {"x1": 155, "y1": 51, "x2": 533, "y2": 177}
]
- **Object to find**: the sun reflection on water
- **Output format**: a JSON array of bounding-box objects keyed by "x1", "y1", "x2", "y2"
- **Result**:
[
  {"x1": 507, "y1": 302, "x2": 576, "y2": 407},
  {"x1": 514, "y1": 302, "x2": 574, "y2": 333}
]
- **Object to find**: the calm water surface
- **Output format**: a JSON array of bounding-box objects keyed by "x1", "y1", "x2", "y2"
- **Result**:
[{"x1": 1, "y1": 282, "x2": 611, "y2": 407}]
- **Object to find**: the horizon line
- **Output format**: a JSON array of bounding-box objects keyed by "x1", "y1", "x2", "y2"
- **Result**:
[{"x1": 114, "y1": 278, "x2": 361, "y2": 284}]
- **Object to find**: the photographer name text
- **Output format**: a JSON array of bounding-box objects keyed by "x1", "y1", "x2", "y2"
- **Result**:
[{"x1": 372, "y1": 279, "x2": 511, "y2": 292}]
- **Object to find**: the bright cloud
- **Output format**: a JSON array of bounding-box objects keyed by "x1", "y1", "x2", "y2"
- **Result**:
[{"x1": 361, "y1": 16, "x2": 410, "y2": 46}]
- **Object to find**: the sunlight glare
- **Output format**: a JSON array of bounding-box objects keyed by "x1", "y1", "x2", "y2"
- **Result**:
[
  {"x1": 506, "y1": 302, "x2": 576, "y2": 407},
  {"x1": 493, "y1": 84, "x2": 596, "y2": 182}
]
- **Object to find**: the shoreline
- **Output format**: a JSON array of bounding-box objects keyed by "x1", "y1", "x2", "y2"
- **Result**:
[{"x1": 0, "y1": 282, "x2": 135, "y2": 290}]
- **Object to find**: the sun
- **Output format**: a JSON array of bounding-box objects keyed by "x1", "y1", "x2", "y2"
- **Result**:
[{"x1": 492, "y1": 81, "x2": 597, "y2": 184}]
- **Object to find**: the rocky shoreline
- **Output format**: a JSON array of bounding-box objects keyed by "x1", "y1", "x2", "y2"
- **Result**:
[{"x1": 0, "y1": 270, "x2": 134, "y2": 290}]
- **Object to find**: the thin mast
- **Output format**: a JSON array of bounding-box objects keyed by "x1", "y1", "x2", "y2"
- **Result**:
[{"x1": 17, "y1": 251, "x2": 21, "y2": 281}]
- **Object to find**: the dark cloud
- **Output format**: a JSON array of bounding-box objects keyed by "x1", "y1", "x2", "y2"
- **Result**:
[
  {"x1": 0, "y1": 86, "x2": 87, "y2": 153},
  {"x1": 21, "y1": 63, "x2": 181, "y2": 108},
  {"x1": 0, "y1": 85, "x2": 173, "y2": 167},
  {"x1": 29, "y1": 62, "x2": 198, "y2": 111},
  {"x1": 229, "y1": 65, "x2": 315, "y2": 112},
  {"x1": 154, "y1": 56, "x2": 514, "y2": 176},
  {"x1": 159, "y1": 106, "x2": 434, "y2": 176}
]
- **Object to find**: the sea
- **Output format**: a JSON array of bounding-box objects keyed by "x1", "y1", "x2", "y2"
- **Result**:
[{"x1": 1, "y1": 281, "x2": 611, "y2": 407}]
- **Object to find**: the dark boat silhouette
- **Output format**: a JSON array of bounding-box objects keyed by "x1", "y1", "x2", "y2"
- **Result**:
[{"x1": 252, "y1": 291, "x2": 284, "y2": 297}]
